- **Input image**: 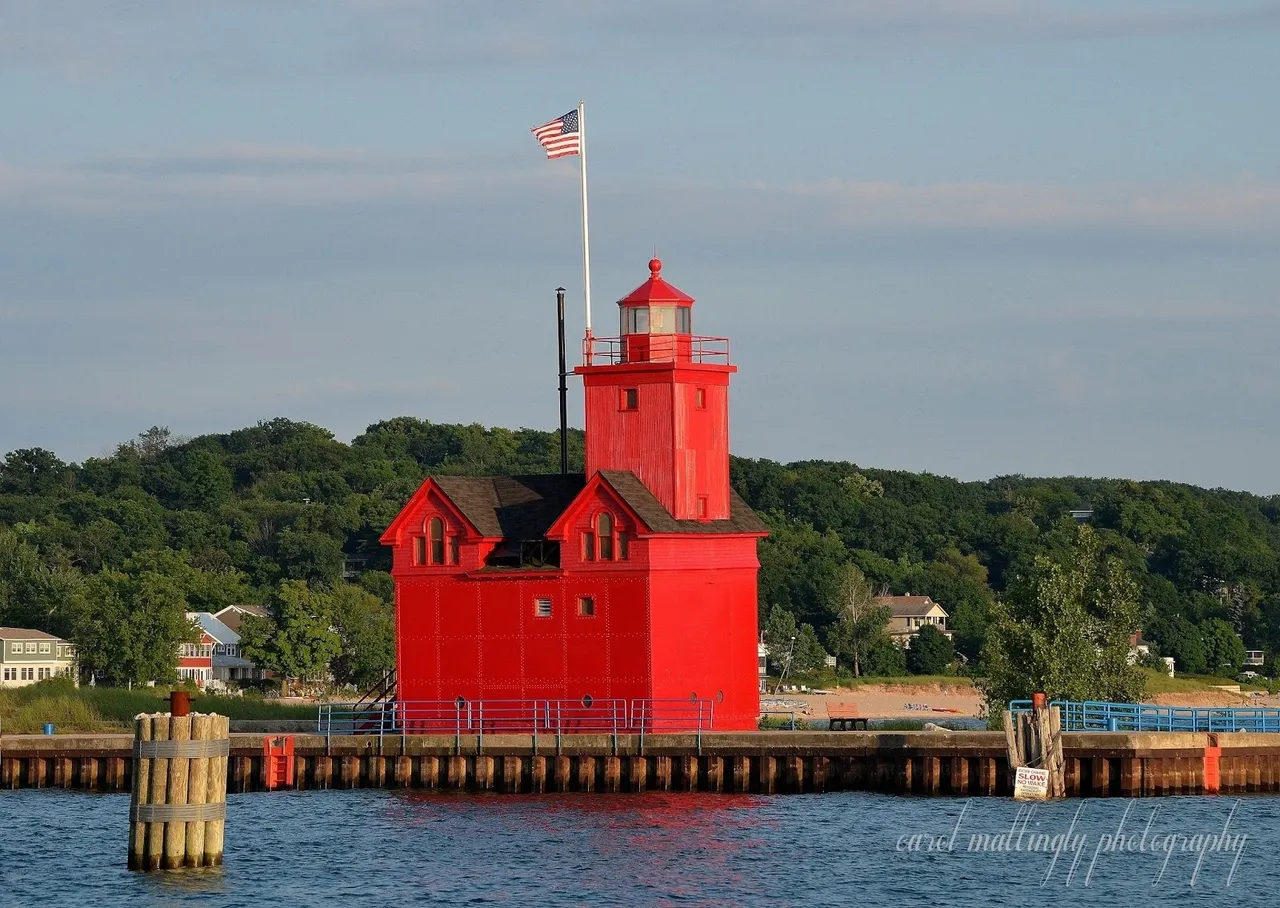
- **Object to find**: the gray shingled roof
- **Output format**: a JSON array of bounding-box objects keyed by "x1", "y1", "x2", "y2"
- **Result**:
[
  {"x1": 880, "y1": 596, "x2": 949, "y2": 618},
  {"x1": 434, "y1": 474, "x2": 586, "y2": 539},
  {"x1": 0, "y1": 627, "x2": 63, "y2": 641},
  {"x1": 430, "y1": 471, "x2": 767, "y2": 541},
  {"x1": 598, "y1": 470, "x2": 768, "y2": 535}
]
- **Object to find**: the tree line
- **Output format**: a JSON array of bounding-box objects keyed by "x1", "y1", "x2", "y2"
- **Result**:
[{"x1": 1, "y1": 418, "x2": 1276, "y2": 701}]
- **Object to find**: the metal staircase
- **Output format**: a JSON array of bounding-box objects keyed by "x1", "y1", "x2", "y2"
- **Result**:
[{"x1": 349, "y1": 669, "x2": 397, "y2": 734}]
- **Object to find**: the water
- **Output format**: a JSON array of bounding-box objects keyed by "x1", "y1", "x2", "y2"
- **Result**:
[{"x1": 0, "y1": 790, "x2": 1274, "y2": 907}]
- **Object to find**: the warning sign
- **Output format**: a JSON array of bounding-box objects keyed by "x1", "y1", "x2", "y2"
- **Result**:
[{"x1": 1014, "y1": 766, "x2": 1050, "y2": 801}]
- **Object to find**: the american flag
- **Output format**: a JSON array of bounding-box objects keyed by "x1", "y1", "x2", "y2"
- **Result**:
[{"x1": 531, "y1": 109, "x2": 581, "y2": 159}]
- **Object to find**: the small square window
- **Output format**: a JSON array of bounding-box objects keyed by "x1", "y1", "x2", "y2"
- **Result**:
[
  {"x1": 25, "y1": 642, "x2": 37, "y2": 653},
  {"x1": 695, "y1": 388, "x2": 706, "y2": 409},
  {"x1": 39, "y1": 642, "x2": 51, "y2": 654},
  {"x1": 10, "y1": 642, "x2": 20, "y2": 654},
  {"x1": 534, "y1": 598, "x2": 553, "y2": 618},
  {"x1": 621, "y1": 388, "x2": 638, "y2": 410},
  {"x1": 578, "y1": 597, "x2": 596, "y2": 617}
]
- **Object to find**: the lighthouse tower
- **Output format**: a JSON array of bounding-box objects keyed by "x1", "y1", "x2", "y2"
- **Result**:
[
  {"x1": 382, "y1": 257, "x2": 766, "y2": 730},
  {"x1": 577, "y1": 258, "x2": 734, "y2": 521}
]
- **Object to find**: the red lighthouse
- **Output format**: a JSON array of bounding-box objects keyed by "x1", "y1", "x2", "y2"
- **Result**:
[{"x1": 381, "y1": 259, "x2": 766, "y2": 730}]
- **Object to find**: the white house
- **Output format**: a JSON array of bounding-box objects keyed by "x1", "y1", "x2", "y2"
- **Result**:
[{"x1": 879, "y1": 595, "x2": 952, "y2": 646}]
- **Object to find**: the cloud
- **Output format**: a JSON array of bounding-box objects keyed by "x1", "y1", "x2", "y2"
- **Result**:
[
  {"x1": 776, "y1": 176, "x2": 1280, "y2": 231},
  {"x1": 2, "y1": 0, "x2": 1278, "y2": 74},
  {"x1": 0, "y1": 145, "x2": 568, "y2": 214},
  {"x1": 4, "y1": 145, "x2": 1280, "y2": 237}
]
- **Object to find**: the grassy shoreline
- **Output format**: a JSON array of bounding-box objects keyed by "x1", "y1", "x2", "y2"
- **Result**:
[{"x1": 0, "y1": 680, "x2": 317, "y2": 734}]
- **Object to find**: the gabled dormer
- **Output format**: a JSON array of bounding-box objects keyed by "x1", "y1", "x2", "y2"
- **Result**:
[
  {"x1": 545, "y1": 473, "x2": 649, "y2": 570},
  {"x1": 380, "y1": 479, "x2": 483, "y2": 572}
]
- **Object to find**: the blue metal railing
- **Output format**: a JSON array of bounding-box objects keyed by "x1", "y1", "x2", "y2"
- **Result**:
[{"x1": 1009, "y1": 699, "x2": 1280, "y2": 733}]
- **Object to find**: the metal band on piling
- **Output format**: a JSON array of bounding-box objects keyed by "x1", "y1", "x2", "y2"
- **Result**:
[
  {"x1": 130, "y1": 802, "x2": 227, "y2": 823},
  {"x1": 134, "y1": 739, "x2": 230, "y2": 759}
]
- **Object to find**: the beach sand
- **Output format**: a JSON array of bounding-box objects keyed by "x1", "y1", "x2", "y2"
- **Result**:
[{"x1": 764, "y1": 683, "x2": 1278, "y2": 721}]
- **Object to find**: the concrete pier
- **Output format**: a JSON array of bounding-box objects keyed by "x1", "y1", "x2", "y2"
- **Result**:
[{"x1": 2, "y1": 730, "x2": 1276, "y2": 796}]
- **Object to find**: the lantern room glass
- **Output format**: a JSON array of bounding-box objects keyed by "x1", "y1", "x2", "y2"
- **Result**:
[
  {"x1": 624, "y1": 307, "x2": 649, "y2": 334},
  {"x1": 677, "y1": 306, "x2": 691, "y2": 334},
  {"x1": 650, "y1": 306, "x2": 675, "y2": 335}
]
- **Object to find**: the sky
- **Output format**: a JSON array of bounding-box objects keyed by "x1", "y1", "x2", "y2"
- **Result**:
[{"x1": 1, "y1": 1, "x2": 1278, "y2": 494}]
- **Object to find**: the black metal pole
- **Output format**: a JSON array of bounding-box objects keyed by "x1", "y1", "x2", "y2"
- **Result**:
[{"x1": 556, "y1": 287, "x2": 569, "y2": 475}]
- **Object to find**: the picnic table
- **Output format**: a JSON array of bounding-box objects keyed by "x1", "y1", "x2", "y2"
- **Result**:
[{"x1": 826, "y1": 704, "x2": 869, "y2": 731}]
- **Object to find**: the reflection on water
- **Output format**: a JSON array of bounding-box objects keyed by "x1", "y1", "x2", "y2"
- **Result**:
[{"x1": 1, "y1": 788, "x2": 1276, "y2": 907}]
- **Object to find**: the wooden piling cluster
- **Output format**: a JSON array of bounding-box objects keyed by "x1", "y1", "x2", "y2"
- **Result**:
[
  {"x1": 7, "y1": 730, "x2": 1280, "y2": 797},
  {"x1": 127, "y1": 713, "x2": 229, "y2": 871},
  {"x1": 1003, "y1": 703, "x2": 1066, "y2": 798}
]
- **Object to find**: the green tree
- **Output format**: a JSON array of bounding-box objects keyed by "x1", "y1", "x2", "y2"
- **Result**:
[
  {"x1": 0, "y1": 448, "x2": 71, "y2": 495},
  {"x1": 916, "y1": 548, "x2": 994, "y2": 661},
  {"x1": 327, "y1": 583, "x2": 395, "y2": 688},
  {"x1": 863, "y1": 638, "x2": 907, "y2": 677},
  {"x1": 75, "y1": 569, "x2": 198, "y2": 686},
  {"x1": 979, "y1": 525, "x2": 1145, "y2": 712},
  {"x1": 756, "y1": 517, "x2": 847, "y2": 632},
  {"x1": 907, "y1": 625, "x2": 955, "y2": 675},
  {"x1": 1157, "y1": 616, "x2": 1209, "y2": 675},
  {"x1": 1203, "y1": 618, "x2": 1247, "y2": 677},
  {"x1": 824, "y1": 563, "x2": 892, "y2": 678},
  {"x1": 276, "y1": 528, "x2": 344, "y2": 584},
  {"x1": 0, "y1": 527, "x2": 87, "y2": 638},
  {"x1": 357, "y1": 570, "x2": 395, "y2": 604},
  {"x1": 240, "y1": 580, "x2": 341, "y2": 693},
  {"x1": 122, "y1": 548, "x2": 253, "y2": 614},
  {"x1": 761, "y1": 603, "x2": 799, "y2": 668},
  {"x1": 759, "y1": 605, "x2": 826, "y2": 680},
  {"x1": 791, "y1": 624, "x2": 829, "y2": 676}
]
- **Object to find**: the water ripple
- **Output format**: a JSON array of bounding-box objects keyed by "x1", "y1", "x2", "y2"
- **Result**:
[{"x1": 0, "y1": 790, "x2": 1274, "y2": 907}]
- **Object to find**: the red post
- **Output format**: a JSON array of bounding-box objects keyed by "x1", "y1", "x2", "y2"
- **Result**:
[
  {"x1": 170, "y1": 691, "x2": 191, "y2": 717},
  {"x1": 1204, "y1": 733, "x2": 1222, "y2": 794}
]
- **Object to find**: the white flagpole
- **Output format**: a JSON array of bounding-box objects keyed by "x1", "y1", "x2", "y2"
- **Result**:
[{"x1": 578, "y1": 99, "x2": 593, "y2": 339}]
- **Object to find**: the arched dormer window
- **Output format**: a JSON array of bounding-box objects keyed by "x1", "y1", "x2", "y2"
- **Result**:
[
  {"x1": 429, "y1": 517, "x2": 445, "y2": 564},
  {"x1": 597, "y1": 512, "x2": 615, "y2": 560},
  {"x1": 581, "y1": 510, "x2": 630, "y2": 562}
]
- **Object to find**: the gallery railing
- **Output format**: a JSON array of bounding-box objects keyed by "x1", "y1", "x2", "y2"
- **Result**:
[{"x1": 317, "y1": 698, "x2": 717, "y2": 752}]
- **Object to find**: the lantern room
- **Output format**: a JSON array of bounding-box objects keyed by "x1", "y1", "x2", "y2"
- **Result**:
[{"x1": 616, "y1": 258, "x2": 696, "y2": 363}]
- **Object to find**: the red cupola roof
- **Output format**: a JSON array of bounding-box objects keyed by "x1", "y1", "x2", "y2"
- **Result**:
[{"x1": 618, "y1": 258, "x2": 694, "y2": 306}]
